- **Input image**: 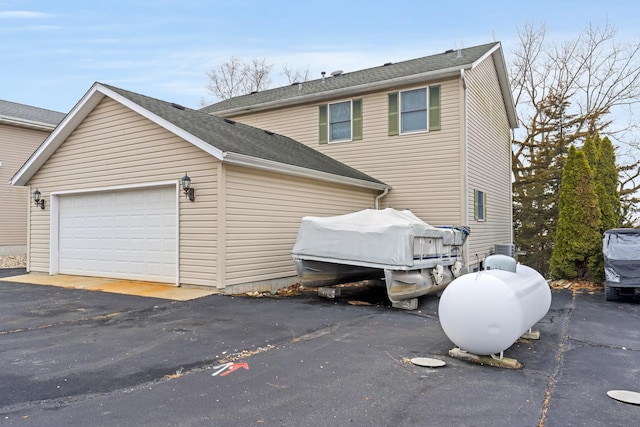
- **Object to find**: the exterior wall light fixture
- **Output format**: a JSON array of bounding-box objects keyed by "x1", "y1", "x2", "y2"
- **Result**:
[
  {"x1": 33, "y1": 188, "x2": 45, "y2": 209},
  {"x1": 181, "y1": 173, "x2": 195, "y2": 201}
]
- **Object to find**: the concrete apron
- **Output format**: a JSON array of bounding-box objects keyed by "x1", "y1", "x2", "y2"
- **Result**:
[{"x1": 2, "y1": 273, "x2": 218, "y2": 301}]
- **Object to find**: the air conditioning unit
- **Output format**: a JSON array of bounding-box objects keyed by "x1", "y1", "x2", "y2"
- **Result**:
[{"x1": 494, "y1": 243, "x2": 516, "y2": 258}]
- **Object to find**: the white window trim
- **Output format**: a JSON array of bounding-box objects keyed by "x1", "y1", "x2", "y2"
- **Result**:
[
  {"x1": 475, "y1": 189, "x2": 486, "y2": 222},
  {"x1": 328, "y1": 99, "x2": 353, "y2": 143},
  {"x1": 399, "y1": 86, "x2": 430, "y2": 135}
]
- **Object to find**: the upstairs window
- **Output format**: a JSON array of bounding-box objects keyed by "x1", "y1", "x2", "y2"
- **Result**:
[
  {"x1": 388, "y1": 85, "x2": 441, "y2": 136},
  {"x1": 401, "y1": 88, "x2": 427, "y2": 133},
  {"x1": 329, "y1": 101, "x2": 351, "y2": 142},
  {"x1": 319, "y1": 99, "x2": 363, "y2": 144}
]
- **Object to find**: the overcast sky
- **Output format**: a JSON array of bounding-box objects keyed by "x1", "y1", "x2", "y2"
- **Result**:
[{"x1": 2, "y1": 0, "x2": 639, "y2": 113}]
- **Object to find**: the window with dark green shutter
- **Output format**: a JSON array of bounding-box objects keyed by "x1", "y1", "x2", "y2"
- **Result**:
[
  {"x1": 390, "y1": 85, "x2": 441, "y2": 135},
  {"x1": 320, "y1": 99, "x2": 363, "y2": 143}
]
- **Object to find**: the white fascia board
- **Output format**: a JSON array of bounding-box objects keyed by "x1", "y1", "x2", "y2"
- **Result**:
[
  {"x1": 223, "y1": 152, "x2": 390, "y2": 191},
  {"x1": 215, "y1": 66, "x2": 469, "y2": 117},
  {"x1": 0, "y1": 115, "x2": 58, "y2": 131},
  {"x1": 471, "y1": 43, "x2": 518, "y2": 129}
]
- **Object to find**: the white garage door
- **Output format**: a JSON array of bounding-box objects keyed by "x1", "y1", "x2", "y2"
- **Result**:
[{"x1": 58, "y1": 186, "x2": 177, "y2": 283}]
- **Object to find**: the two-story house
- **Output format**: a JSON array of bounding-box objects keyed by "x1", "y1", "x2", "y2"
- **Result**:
[
  {"x1": 10, "y1": 41, "x2": 516, "y2": 295},
  {"x1": 202, "y1": 41, "x2": 518, "y2": 270},
  {"x1": 0, "y1": 100, "x2": 65, "y2": 256}
]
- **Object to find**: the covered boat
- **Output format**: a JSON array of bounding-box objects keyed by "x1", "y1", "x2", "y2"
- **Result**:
[{"x1": 291, "y1": 208, "x2": 469, "y2": 308}]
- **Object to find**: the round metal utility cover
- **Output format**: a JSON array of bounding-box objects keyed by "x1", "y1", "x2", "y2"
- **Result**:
[
  {"x1": 607, "y1": 390, "x2": 640, "y2": 405},
  {"x1": 411, "y1": 357, "x2": 446, "y2": 368}
]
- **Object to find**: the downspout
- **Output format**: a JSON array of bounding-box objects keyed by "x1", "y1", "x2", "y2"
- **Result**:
[
  {"x1": 461, "y1": 68, "x2": 470, "y2": 270},
  {"x1": 374, "y1": 188, "x2": 389, "y2": 210}
]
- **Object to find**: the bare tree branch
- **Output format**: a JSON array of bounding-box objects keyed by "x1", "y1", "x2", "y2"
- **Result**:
[
  {"x1": 281, "y1": 63, "x2": 311, "y2": 84},
  {"x1": 205, "y1": 56, "x2": 247, "y2": 100},
  {"x1": 243, "y1": 58, "x2": 273, "y2": 94}
]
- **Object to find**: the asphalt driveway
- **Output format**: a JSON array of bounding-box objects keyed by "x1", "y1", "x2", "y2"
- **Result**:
[{"x1": 1, "y1": 270, "x2": 638, "y2": 426}]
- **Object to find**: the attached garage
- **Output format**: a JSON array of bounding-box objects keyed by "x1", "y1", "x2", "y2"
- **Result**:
[
  {"x1": 10, "y1": 83, "x2": 389, "y2": 293},
  {"x1": 54, "y1": 185, "x2": 178, "y2": 283}
]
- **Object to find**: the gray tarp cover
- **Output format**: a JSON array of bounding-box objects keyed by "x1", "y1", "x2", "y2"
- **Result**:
[
  {"x1": 291, "y1": 208, "x2": 465, "y2": 268},
  {"x1": 603, "y1": 228, "x2": 640, "y2": 286}
]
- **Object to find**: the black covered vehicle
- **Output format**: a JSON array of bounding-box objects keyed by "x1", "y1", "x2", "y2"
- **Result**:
[{"x1": 603, "y1": 228, "x2": 640, "y2": 301}]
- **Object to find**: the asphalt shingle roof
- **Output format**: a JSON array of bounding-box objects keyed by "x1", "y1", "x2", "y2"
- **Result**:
[
  {"x1": 201, "y1": 42, "x2": 499, "y2": 114},
  {"x1": 102, "y1": 84, "x2": 386, "y2": 187},
  {"x1": 0, "y1": 99, "x2": 66, "y2": 126}
]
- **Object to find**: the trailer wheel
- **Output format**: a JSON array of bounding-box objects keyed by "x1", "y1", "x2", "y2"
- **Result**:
[{"x1": 605, "y1": 285, "x2": 620, "y2": 301}]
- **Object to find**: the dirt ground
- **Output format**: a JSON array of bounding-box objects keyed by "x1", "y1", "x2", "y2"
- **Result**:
[
  {"x1": 0, "y1": 255, "x2": 26, "y2": 269},
  {"x1": 549, "y1": 278, "x2": 603, "y2": 294}
]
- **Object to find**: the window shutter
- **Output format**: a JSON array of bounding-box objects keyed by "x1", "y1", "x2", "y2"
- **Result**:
[
  {"x1": 429, "y1": 85, "x2": 441, "y2": 131},
  {"x1": 483, "y1": 193, "x2": 487, "y2": 220},
  {"x1": 352, "y1": 99, "x2": 363, "y2": 140},
  {"x1": 319, "y1": 105, "x2": 328, "y2": 144},
  {"x1": 388, "y1": 93, "x2": 399, "y2": 136},
  {"x1": 473, "y1": 189, "x2": 479, "y2": 220}
]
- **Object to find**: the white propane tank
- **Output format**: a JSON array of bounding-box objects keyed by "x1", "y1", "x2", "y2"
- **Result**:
[{"x1": 438, "y1": 256, "x2": 552, "y2": 356}]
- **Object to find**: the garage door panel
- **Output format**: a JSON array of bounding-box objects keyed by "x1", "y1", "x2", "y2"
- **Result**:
[{"x1": 58, "y1": 186, "x2": 177, "y2": 283}]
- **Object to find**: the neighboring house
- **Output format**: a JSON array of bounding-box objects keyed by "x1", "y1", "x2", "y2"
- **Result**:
[
  {"x1": 202, "y1": 42, "x2": 518, "y2": 271},
  {"x1": 0, "y1": 100, "x2": 65, "y2": 256},
  {"x1": 10, "y1": 83, "x2": 388, "y2": 292}
]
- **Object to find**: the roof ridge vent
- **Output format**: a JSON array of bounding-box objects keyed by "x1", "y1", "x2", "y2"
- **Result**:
[
  {"x1": 264, "y1": 129, "x2": 275, "y2": 136},
  {"x1": 330, "y1": 70, "x2": 343, "y2": 77},
  {"x1": 223, "y1": 118, "x2": 236, "y2": 125},
  {"x1": 171, "y1": 102, "x2": 186, "y2": 110}
]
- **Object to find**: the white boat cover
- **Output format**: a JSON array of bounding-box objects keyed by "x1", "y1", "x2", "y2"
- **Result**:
[{"x1": 291, "y1": 208, "x2": 465, "y2": 268}]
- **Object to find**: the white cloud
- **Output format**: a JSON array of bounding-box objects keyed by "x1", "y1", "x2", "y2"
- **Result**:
[{"x1": 0, "y1": 10, "x2": 51, "y2": 19}]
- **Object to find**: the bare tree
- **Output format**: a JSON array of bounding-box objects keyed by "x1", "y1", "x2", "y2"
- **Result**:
[
  {"x1": 244, "y1": 58, "x2": 273, "y2": 94},
  {"x1": 205, "y1": 56, "x2": 247, "y2": 100},
  {"x1": 510, "y1": 21, "x2": 640, "y2": 274},
  {"x1": 511, "y1": 21, "x2": 640, "y2": 164},
  {"x1": 281, "y1": 63, "x2": 311, "y2": 84},
  {"x1": 205, "y1": 57, "x2": 274, "y2": 100}
]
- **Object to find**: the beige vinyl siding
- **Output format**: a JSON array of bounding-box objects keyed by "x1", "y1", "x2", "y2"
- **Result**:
[
  {"x1": 0, "y1": 124, "x2": 50, "y2": 252},
  {"x1": 465, "y1": 57, "x2": 513, "y2": 264},
  {"x1": 227, "y1": 77, "x2": 463, "y2": 227},
  {"x1": 26, "y1": 98, "x2": 219, "y2": 287},
  {"x1": 223, "y1": 165, "x2": 378, "y2": 286}
]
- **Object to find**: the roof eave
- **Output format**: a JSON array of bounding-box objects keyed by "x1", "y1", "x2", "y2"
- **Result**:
[
  {"x1": 0, "y1": 115, "x2": 59, "y2": 131},
  {"x1": 472, "y1": 43, "x2": 518, "y2": 129},
  {"x1": 223, "y1": 152, "x2": 390, "y2": 191},
  {"x1": 212, "y1": 66, "x2": 470, "y2": 117}
]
